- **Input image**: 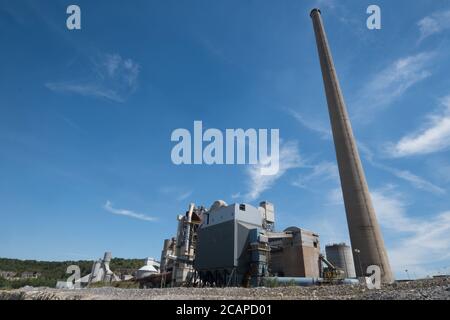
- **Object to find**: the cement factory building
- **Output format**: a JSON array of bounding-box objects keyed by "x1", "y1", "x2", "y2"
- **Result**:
[
  {"x1": 152, "y1": 8, "x2": 395, "y2": 288},
  {"x1": 194, "y1": 201, "x2": 270, "y2": 286},
  {"x1": 159, "y1": 201, "x2": 326, "y2": 287},
  {"x1": 270, "y1": 227, "x2": 320, "y2": 278}
]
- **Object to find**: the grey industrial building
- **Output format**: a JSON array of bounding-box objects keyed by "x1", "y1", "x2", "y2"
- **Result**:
[
  {"x1": 194, "y1": 201, "x2": 270, "y2": 286},
  {"x1": 158, "y1": 201, "x2": 326, "y2": 287}
]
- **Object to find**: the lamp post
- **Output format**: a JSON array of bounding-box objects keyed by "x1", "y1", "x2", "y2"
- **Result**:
[
  {"x1": 405, "y1": 269, "x2": 410, "y2": 280},
  {"x1": 354, "y1": 249, "x2": 363, "y2": 277}
]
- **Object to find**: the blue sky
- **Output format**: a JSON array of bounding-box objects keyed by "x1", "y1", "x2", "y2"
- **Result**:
[{"x1": 1, "y1": 0, "x2": 450, "y2": 280}]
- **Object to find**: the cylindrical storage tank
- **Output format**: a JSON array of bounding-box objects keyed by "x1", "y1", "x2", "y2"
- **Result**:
[
  {"x1": 325, "y1": 243, "x2": 356, "y2": 278},
  {"x1": 160, "y1": 239, "x2": 171, "y2": 271},
  {"x1": 136, "y1": 264, "x2": 158, "y2": 280}
]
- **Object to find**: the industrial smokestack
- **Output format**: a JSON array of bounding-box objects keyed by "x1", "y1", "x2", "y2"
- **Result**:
[{"x1": 310, "y1": 8, "x2": 394, "y2": 283}]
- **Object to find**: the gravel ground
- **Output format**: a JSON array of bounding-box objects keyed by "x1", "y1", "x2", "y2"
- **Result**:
[{"x1": 1, "y1": 277, "x2": 449, "y2": 300}]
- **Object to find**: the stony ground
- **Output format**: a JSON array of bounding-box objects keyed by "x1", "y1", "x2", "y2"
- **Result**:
[{"x1": 1, "y1": 277, "x2": 449, "y2": 300}]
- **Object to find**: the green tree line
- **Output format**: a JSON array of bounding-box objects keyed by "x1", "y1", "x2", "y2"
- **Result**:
[{"x1": 0, "y1": 257, "x2": 146, "y2": 289}]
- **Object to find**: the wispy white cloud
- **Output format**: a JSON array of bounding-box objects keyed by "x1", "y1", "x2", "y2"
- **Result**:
[
  {"x1": 197, "y1": 36, "x2": 232, "y2": 64},
  {"x1": 292, "y1": 161, "x2": 339, "y2": 188},
  {"x1": 358, "y1": 141, "x2": 445, "y2": 195},
  {"x1": 177, "y1": 190, "x2": 193, "y2": 202},
  {"x1": 429, "y1": 159, "x2": 450, "y2": 184},
  {"x1": 290, "y1": 140, "x2": 444, "y2": 196},
  {"x1": 104, "y1": 53, "x2": 122, "y2": 77},
  {"x1": 387, "y1": 96, "x2": 450, "y2": 158},
  {"x1": 371, "y1": 185, "x2": 414, "y2": 232},
  {"x1": 325, "y1": 187, "x2": 344, "y2": 206},
  {"x1": 287, "y1": 109, "x2": 331, "y2": 139},
  {"x1": 313, "y1": 0, "x2": 336, "y2": 10},
  {"x1": 60, "y1": 115, "x2": 84, "y2": 133},
  {"x1": 354, "y1": 52, "x2": 434, "y2": 122},
  {"x1": 289, "y1": 157, "x2": 342, "y2": 206},
  {"x1": 418, "y1": 10, "x2": 450, "y2": 42},
  {"x1": 103, "y1": 200, "x2": 157, "y2": 222},
  {"x1": 371, "y1": 186, "x2": 450, "y2": 278},
  {"x1": 383, "y1": 167, "x2": 445, "y2": 195},
  {"x1": 45, "y1": 83, "x2": 124, "y2": 102},
  {"x1": 244, "y1": 141, "x2": 303, "y2": 201},
  {"x1": 300, "y1": 207, "x2": 350, "y2": 250},
  {"x1": 231, "y1": 192, "x2": 242, "y2": 200},
  {"x1": 159, "y1": 186, "x2": 194, "y2": 202},
  {"x1": 101, "y1": 54, "x2": 140, "y2": 90},
  {"x1": 46, "y1": 53, "x2": 140, "y2": 102},
  {"x1": 159, "y1": 186, "x2": 177, "y2": 194}
]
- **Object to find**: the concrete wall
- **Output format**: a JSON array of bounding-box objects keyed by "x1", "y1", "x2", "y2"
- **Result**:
[{"x1": 269, "y1": 228, "x2": 320, "y2": 278}]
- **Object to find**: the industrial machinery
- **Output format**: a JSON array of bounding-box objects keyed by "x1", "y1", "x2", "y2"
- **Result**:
[
  {"x1": 320, "y1": 254, "x2": 346, "y2": 282},
  {"x1": 159, "y1": 203, "x2": 205, "y2": 287}
]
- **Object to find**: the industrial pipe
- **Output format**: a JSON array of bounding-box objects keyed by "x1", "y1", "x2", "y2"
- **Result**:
[
  {"x1": 263, "y1": 277, "x2": 360, "y2": 286},
  {"x1": 184, "y1": 203, "x2": 195, "y2": 255},
  {"x1": 263, "y1": 277, "x2": 320, "y2": 286}
]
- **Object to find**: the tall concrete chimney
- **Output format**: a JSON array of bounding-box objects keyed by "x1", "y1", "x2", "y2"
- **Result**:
[{"x1": 310, "y1": 8, "x2": 394, "y2": 283}]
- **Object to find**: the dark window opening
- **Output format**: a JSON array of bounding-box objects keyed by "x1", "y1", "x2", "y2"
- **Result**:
[{"x1": 239, "y1": 204, "x2": 246, "y2": 211}]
